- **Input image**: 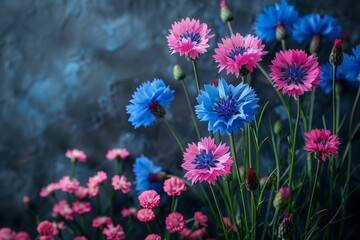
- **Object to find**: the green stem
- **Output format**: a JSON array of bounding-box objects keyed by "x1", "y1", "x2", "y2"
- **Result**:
[
  {"x1": 305, "y1": 159, "x2": 321, "y2": 234},
  {"x1": 70, "y1": 160, "x2": 76, "y2": 180},
  {"x1": 146, "y1": 223, "x2": 152, "y2": 234},
  {"x1": 191, "y1": 60, "x2": 201, "y2": 94},
  {"x1": 252, "y1": 192, "x2": 257, "y2": 240},
  {"x1": 289, "y1": 97, "x2": 300, "y2": 189},
  {"x1": 281, "y1": 39, "x2": 286, "y2": 51},
  {"x1": 115, "y1": 159, "x2": 123, "y2": 175},
  {"x1": 261, "y1": 189, "x2": 274, "y2": 240},
  {"x1": 162, "y1": 118, "x2": 184, "y2": 152},
  {"x1": 180, "y1": 80, "x2": 201, "y2": 140},
  {"x1": 271, "y1": 208, "x2": 279, "y2": 240},
  {"x1": 227, "y1": 21, "x2": 234, "y2": 35},
  {"x1": 332, "y1": 65, "x2": 338, "y2": 134},
  {"x1": 209, "y1": 184, "x2": 228, "y2": 240},
  {"x1": 247, "y1": 124, "x2": 252, "y2": 169},
  {"x1": 96, "y1": 195, "x2": 102, "y2": 215}
]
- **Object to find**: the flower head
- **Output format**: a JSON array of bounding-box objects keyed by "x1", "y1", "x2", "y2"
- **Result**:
[
  {"x1": 254, "y1": 0, "x2": 299, "y2": 41},
  {"x1": 52, "y1": 200, "x2": 73, "y2": 220},
  {"x1": 273, "y1": 186, "x2": 291, "y2": 209},
  {"x1": 75, "y1": 186, "x2": 88, "y2": 199},
  {"x1": 180, "y1": 228, "x2": 206, "y2": 240},
  {"x1": 133, "y1": 155, "x2": 163, "y2": 194},
  {"x1": 270, "y1": 49, "x2": 321, "y2": 97},
  {"x1": 92, "y1": 216, "x2": 112, "y2": 228},
  {"x1": 342, "y1": 44, "x2": 360, "y2": 81},
  {"x1": 40, "y1": 183, "x2": 60, "y2": 197},
  {"x1": 167, "y1": 18, "x2": 214, "y2": 60},
  {"x1": 137, "y1": 209, "x2": 155, "y2": 222},
  {"x1": 106, "y1": 148, "x2": 130, "y2": 161},
  {"x1": 195, "y1": 78, "x2": 259, "y2": 135},
  {"x1": 163, "y1": 177, "x2": 187, "y2": 196},
  {"x1": 320, "y1": 63, "x2": 353, "y2": 94},
  {"x1": 120, "y1": 208, "x2": 137, "y2": 218},
  {"x1": 102, "y1": 224, "x2": 125, "y2": 240},
  {"x1": 145, "y1": 234, "x2": 162, "y2": 240},
  {"x1": 112, "y1": 175, "x2": 131, "y2": 194},
  {"x1": 165, "y1": 212, "x2": 186, "y2": 233},
  {"x1": 213, "y1": 34, "x2": 267, "y2": 77},
  {"x1": 58, "y1": 176, "x2": 80, "y2": 193},
  {"x1": 72, "y1": 201, "x2": 91, "y2": 215},
  {"x1": 15, "y1": 232, "x2": 31, "y2": 240},
  {"x1": 0, "y1": 228, "x2": 16, "y2": 240},
  {"x1": 304, "y1": 129, "x2": 340, "y2": 162},
  {"x1": 278, "y1": 214, "x2": 293, "y2": 239},
  {"x1": 126, "y1": 79, "x2": 174, "y2": 128},
  {"x1": 182, "y1": 137, "x2": 233, "y2": 185},
  {"x1": 194, "y1": 211, "x2": 208, "y2": 228},
  {"x1": 37, "y1": 221, "x2": 58, "y2": 238},
  {"x1": 138, "y1": 190, "x2": 160, "y2": 209},
  {"x1": 245, "y1": 167, "x2": 259, "y2": 191},
  {"x1": 65, "y1": 149, "x2": 87, "y2": 163}
]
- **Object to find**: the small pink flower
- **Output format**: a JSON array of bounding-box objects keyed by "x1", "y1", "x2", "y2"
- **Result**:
[
  {"x1": 163, "y1": 177, "x2": 187, "y2": 196},
  {"x1": 74, "y1": 237, "x2": 88, "y2": 240},
  {"x1": 120, "y1": 208, "x2": 137, "y2": 218},
  {"x1": 112, "y1": 175, "x2": 131, "y2": 194},
  {"x1": 92, "y1": 216, "x2": 112, "y2": 228},
  {"x1": 136, "y1": 209, "x2": 155, "y2": 222},
  {"x1": 138, "y1": 190, "x2": 160, "y2": 209},
  {"x1": 180, "y1": 228, "x2": 206, "y2": 240},
  {"x1": 269, "y1": 49, "x2": 321, "y2": 97},
  {"x1": 87, "y1": 185, "x2": 99, "y2": 197},
  {"x1": 194, "y1": 211, "x2": 208, "y2": 228},
  {"x1": 223, "y1": 217, "x2": 237, "y2": 233},
  {"x1": 213, "y1": 33, "x2": 267, "y2": 78},
  {"x1": 304, "y1": 129, "x2": 340, "y2": 162},
  {"x1": 40, "y1": 183, "x2": 60, "y2": 197},
  {"x1": 167, "y1": 18, "x2": 214, "y2": 60},
  {"x1": 15, "y1": 232, "x2": 31, "y2": 240},
  {"x1": 52, "y1": 222, "x2": 65, "y2": 231},
  {"x1": 52, "y1": 200, "x2": 73, "y2": 220},
  {"x1": 58, "y1": 176, "x2": 80, "y2": 193},
  {"x1": 37, "y1": 221, "x2": 58, "y2": 238},
  {"x1": 0, "y1": 228, "x2": 16, "y2": 240},
  {"x1": 75, "y1": 186, "x2": 88, "y2": 199},
  {"x1": 102, "y1": 224, "x2": 125, "y2": 240},
  {"x1": 65, "y1": 149, "x2": 87, "y2": 163},
  {"x1": 165, "y1": 212, "x2": 186, "y2": 233},
  {"x1": 106, "y1": 148, "x2": 130, "y2": 161},
  {"x1": 72, "y1": 201, "x2": 91, "y2": 214},
  {"x1": 88, "y1": 171, "x2": 107, "y2": 186},
  {"x1": 182, "y1": 137, "x2": 233, "y2": 185},
  {"x1": 144, "y1": 234, "x2": 162, "y2": 240}
]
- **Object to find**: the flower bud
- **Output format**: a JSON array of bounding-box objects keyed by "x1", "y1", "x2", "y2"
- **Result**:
[
  {"x1": 148, "y1": 172, "x2": 167, "y2": 183},
  {"x1": 220, "y1": 0, "x2": 233, "y2": 23},
  {"x1": 329, "y1": 39, "x2": 343, "y2": 66},
  {"x1": 273, "y1": 186, "x2": 291, "y2": 209},
  {"x1": 239, "y1": 165, "x2": 245, "y2": 180},
  {"x1": 274, "y1": 120, "x2": 283, "y2": 135},
  {"x1": 278, "y1": 214, "x2": 293, "y2": 240},
  {"x1": 276, "y1": 24, "x2": 287, "y2": 41},
  {"x1": 173, "y1": 64, "x2": 186, "y2": 81},
  {"x1": 149, "y1": 101, "x2": 166, "y2": 119},
  {"x1": 310, "y1": 35, "x2": 321, "y2": 56},
  {"x1": 245, "y1": 168, "x2": 259, "y2": 191}
]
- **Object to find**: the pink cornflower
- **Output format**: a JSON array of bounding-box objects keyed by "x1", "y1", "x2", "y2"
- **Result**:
[
  {"x1": 65, "y1": 149, "x2": 87, "y2": 163},
  {"x1": 75, "y1": 186, "x2": 88, "y2": 199},
  {"x1": 213, "y1": 33, "x2": 267, "y2": 78},
  {"x1": 163, "y1": 177, "x2": 187, "y2": 196},
  {"x1": 112, "y1": 175, "x2": 131, "y2": 194},
  {"x1": 144, "y1": 234, "x2": 162, "y2": 240},
  {"x1": 58, "y1": 176, "x2": 80, "y2": 193},
  {"x1": 102, "y1": 224, "x2": 125, "y2": 240},
  {"x1": 304, "y1": 129, "x2": 340, "y2": 162},
  {"x1": 138, "y1": 190, "x2": 160, "y2": 209},
  {"x1": 136, "y1": 209, "x2": 155, "y2": 222},
  {"x1": 165, "y1": 212, "x2": 186, "y2": 233},
  {"x1": 40, "y1": 183, "x2": 60, "y2": 197},
  {"x1": 92, "y1": 216, "x2": 112, "y2": 228},
  {"x1": 0, "y1": 228, "x2": 16, "y2": 240},
  {"x1": 106, "y1": 148, "x2": 130, "y2": 161},
  {"x1": 74, "y1": 237, "x2": 88, "y2": 240},
  {"x1": 52, "y1": 200, "x2": 73, "y2": 220},
  {"x1": 194, "y1": 211, "x2": 208, "y2": 228},
  {"x1": 72, "y1": 201, "x2": 91, "y2": 214},
  {"x1": 223, "y1": 217, "x2": 237, "y2": 233},
  {"x1": 269, "y1": 49, "x2": 321, "y2": 97},
  {"x1": 87, "y1": 171, "x2": 107, "y2": 197},
  {"x1": 182, "y1": 137, "x2": 233, "y2": 185},
  {"x1": 180, "y1": 228, "x2": 206, "y2": 240},
  {"x1": 15, "y1": 232, "x2": 31, "y2": 240},
  {"x1": 120, "y1": 208, "x2": 137, "y2": 218},
  {"x1": 37, "y1": 221, "x2": 58, "y2": 239},
  {"x1": 167, "y1": 18, "x2": 214, "y2": 60}
]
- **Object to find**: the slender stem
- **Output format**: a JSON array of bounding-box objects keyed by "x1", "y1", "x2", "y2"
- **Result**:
[
  {"x1": 227, "y1": 21, "x2": 234, "y2": 35},
  {"x1": 180, "y1": 80, "x2": 201, "y2": 140},
  {"x1": 271, "y1": 208, "x2": 279, "y2": 240},
  {"x1": 146, "y1": 223, "x2": 152, "y2": 234},
  {"x1": 281, "y1": 39, "x2": 286, "y2": 51},
  {"x1": 101, "y1": 185, "x2": 113, "y2": 217},
  {"x1": 305, "y1": 159, "x2": 321, "y2": 234},
  {"x1": 191, "y1": 60, "x2": 201, "y2": 94},
  {"x1": 162, "y1": 118, "x2": 184, "y2": 152},
  {"x1": 332, "y1": 65, "x2": 338, "y2": 134},
  {"x1": 261, "y1": 189, "x2": 274, "y2": 240},
  {"x1": 70, "y1": 160, "x2": 76, "y2": 180},
  {"x1": 289, "y1": 98, "x2": 300, "y2": 189},
  {"x1": 209, "y1": 184, "x2": 228, "y2": 240},
  {"x1": 96, "y1": 195, "x2": 102, "y2": 215},
  {"x1": 252, "y1": 192, "x2": 257, "y2": 240},
  {"x1": 115, "y1": 159, "x2": 123, "y2": 175},
  {"x1": 247, "y1": 124, "x2": 252, "y2": 169}
]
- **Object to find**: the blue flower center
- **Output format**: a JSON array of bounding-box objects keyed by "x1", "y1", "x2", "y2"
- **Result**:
[
  {"x1": 213, "y1": 96, "x2": 239, "y2": 120},
  {"x1": 193, "y1": 150, "x2": 219, "y2": 170},
  {"x1": 179, "y1": 32, "x2": 201, "y2": 44},
  {"x1": 229, "y1": 47, "x2": 247, "y2": 60},
  {"x1": 283, "y1": 65, "x2": 307, "y2": 84}
]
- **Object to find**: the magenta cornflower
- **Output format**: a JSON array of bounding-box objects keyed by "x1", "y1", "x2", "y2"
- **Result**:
[
  {"x1": 138, "y1": 190, "x2": 160, "y2": 209},
  {"x1": 92, "y1": 216, "x2": 112, "y2": 228},
  {"x1": 112, "y1": 175, "x2": 131, "y2": 194},
  {"x1": 182, "y1": 137, "x2": 233, "y2": 185},
  {"x1": 137, "y1": 209, "x2": 155, "y2": 222},
  {"x1": 269, "y1": 49, "x2": 321, "y2": 97},
  {"x1": 40, "y1": 183, "x2": 60, "y2": 197},
  {"x1": 52, "y1": 200, "x2": 73, "y2": 220},
  {"x1": 37, "y1": 221, "x2": 58, "y2": 240},
  {"x1": 120, "y1": 208, "x2": 137, "y2": 218},
  {"x1": 165, "y1": 212, "x2": 186, "y2": 233},
  {"x1": 106, "y1": 148, "x2": 130, "y2": 161},
  {"x1": 304, "y1": 129, "x2": 340, "y2": 162},
  {"x1": 65, "y1": 149, "x2": 87, "y2": 163},
  {"x1": 194, "y1": 211, "x2": 208, "y2": 228},
  {"x1": 58, "y1": 176, "x2": 79, "y2": 193},
  {"x1": 167, "y1": 18, "x2": 214, "y2": 60},
  {"x1": 102, "y1": 224, "x2": 125, "y2": 240},
  {"x1": 72, "y1": 201, "x2": 91, "y2": 215},
  {"x1": 145, "y1": 234, "x2": 162, "y2": 240},
  {"x1": 163, "y1": 177, "x2": 187, "y2": 196},
  {"x1": 213, "y1": 33, "x2": 267, "y2": 78}
]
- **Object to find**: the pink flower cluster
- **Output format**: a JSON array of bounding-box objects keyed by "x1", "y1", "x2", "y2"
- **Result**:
[
  {"x1": 106, "y1": 148, "x2": 130, "y2": 161},
  {"x1": 112, "y1": 175, "x2": 131, "y2": 194},
  {"x1": 66, "y1": 149, "x2": 87, "y2": 163},
  {"x1": 0, "y1": 228, "x2": 30, "y2": 240}
]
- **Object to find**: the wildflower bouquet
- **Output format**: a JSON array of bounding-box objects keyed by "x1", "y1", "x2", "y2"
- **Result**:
[{"x1": 5, "y1": 0, "x2": 360, "y2": 239}]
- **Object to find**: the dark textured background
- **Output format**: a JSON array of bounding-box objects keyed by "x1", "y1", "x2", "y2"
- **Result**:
[{"x1": 1, "y1": 0, "x2": 360, "y2": 237}]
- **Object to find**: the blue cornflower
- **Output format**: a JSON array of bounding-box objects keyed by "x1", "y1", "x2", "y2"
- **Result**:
[
  {"x1": 292, "y1": 14, "x2": 341, "y2": 43},
  {"x1": 342, "y1": 45, "x2": 360, "y2": 82},
  {"x1": 319, "y1": 63, "x2": 356, "y2": 94},
  {"x1": 195, "y1": 78, "x2": 259, "y2": 135},
  {"x1": 133, "y1": 155, "x2": 164, "y2": 194},
  {"x1": 126, "y1": 79, "x2": 174, "y2": 128},
  {"x1": 254, "y1": 0, "x2": 299, "y2": 41}
]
